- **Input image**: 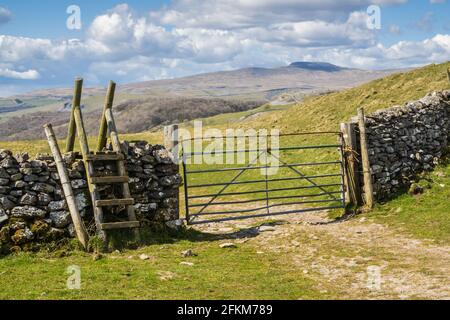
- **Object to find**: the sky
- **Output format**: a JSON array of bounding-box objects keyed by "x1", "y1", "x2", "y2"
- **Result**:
[{"x1": 0, "y1": 0, "x2": 449, "y2": 96}]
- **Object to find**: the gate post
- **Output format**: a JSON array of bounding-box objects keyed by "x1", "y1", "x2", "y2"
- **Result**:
[
  {"x1": 164, "y1": 124, "x2": 179, "y2": 162},
  {"x1": 340, "y1": 122, "x2": 363, "y2": 206},
  {"x1": 164, "y1": 124, "x2": 181, "y2": 222},
  {"x1": 357, "y1": 108, "x2": 374, "y2": 209}
]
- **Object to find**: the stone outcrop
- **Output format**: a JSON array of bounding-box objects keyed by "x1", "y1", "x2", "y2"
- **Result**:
[{"x1": 0, "y1": 140, "x2": 181, "y2": 254}]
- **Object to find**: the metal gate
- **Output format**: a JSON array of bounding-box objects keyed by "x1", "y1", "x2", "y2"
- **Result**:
[{"x1": 181, "y1": 132, "x2": 346, "y2": 225}]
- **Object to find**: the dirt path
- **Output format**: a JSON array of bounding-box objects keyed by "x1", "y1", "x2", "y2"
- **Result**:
[{"x1": 192, "y1": 211, "x2": 450, "y2": 299}]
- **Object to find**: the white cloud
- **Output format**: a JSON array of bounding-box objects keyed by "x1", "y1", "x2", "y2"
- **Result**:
[
  {"x1": 0, "y1": 7, "x2": 11, "y2": 24},
  {"x1": 0, "y1": 67, "x2": 40, "y2": 80},
  {"x1": 1, "y1": 1, "x2": 450, "y2": 94}
]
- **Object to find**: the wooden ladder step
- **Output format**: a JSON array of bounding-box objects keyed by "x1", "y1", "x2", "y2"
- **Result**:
[
  {"x1": 91, "y1": 176, "x2": 129, "y2": 184},
  {"x1": 95, "y1": 198, "x2": 134, "y2": 207},
  {"x1": 86, "y1": 153, "x2": 124, "y2": 161},
  {"x1": 99, "y1": 221, "x2": 140, "y2": 230}
]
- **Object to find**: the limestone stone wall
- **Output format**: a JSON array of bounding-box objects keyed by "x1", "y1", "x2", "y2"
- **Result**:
[
  {"x1": 0, "y1": 140, "x2": 181, "y2": 254},
  {"x1": 351, "y1": 91, "x2": 449, "y2": 199}
]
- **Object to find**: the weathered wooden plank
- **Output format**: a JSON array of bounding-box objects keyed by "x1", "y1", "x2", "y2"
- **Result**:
[
  {"x1": 91, "y1": 176, "x2": 129, "y2": 184},
  {"x1": 100, "y1": 221, "x2": 140, "y2": 230},
  {"x1": 44, "y1": 123, "x2": 90, "y2": 250},
  {"x1": 85, "y1": 153, "x2": 124, "y2": 161},
  {"x1": 97, "y1": 81, "x2": 116, "y2": 152},
  {"x1": 95, "y1": 198, "x2": 134, "y2": 207},
  {"x1": 357, "y1": 108, "x2": 374, "y2": 209},
  {"x1": 65, "y1": 78, "x2": 83, "y2": 152}
]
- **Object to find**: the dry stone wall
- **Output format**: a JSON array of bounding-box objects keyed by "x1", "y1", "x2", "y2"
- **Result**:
[
  {"x1": 351, "y1": 90, "x2": 450, "y2": 199},
  {"x1": 0, "y1": 140, "x2": 181, "y2": 254}
]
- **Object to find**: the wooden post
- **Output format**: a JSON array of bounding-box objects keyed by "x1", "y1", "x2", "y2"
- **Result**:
[
  {"x1": 96, "y1": 81, "x2": 116, "y2": 152},
  {"x1": 73, "y1": 105, "x2": 90, "y2": 156},
  {"x1": 357, "y1": 108, "x2": 374, "y2": 209},
  {"x1": 65, "y1": 78, "x2": 83, "y2": 153},
  {"x1": 104, "y1": 108, "x2": 122, "y2": 152},
  {"x1": 447, "y1": 68, "x2": 450, "y2": 83},
  {"x1": 164, "y1": 124, "x2": 179, "y2": 162},
  {"x1": 44, "y1": 123, "x2": 90, "y2": 250},
  {"x1": 340, "y1": 122, "x2": 363, "y2": 206}
]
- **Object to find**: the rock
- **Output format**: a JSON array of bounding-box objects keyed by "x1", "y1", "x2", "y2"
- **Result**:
[
  {"x1": 408, "y1": 183, "x2": 424, "y2": 195},
  {"x1": 15, "y1": 152, "x2": 29, "y2": 163},
  {"x1": 75, "y1": 192, "x2": 90, "y2": 211},
  {"x1": 0, "y1": 168, "x2": 9, "y2": 179},
  {"x1": 31, "y1": 183, "x2": 54, "y2": 193},
  {"x1": 10, "y1": 173, "x2": 23, "y2": 181},
  {"x1": 49, "y1": 211, "x2": 71, "y2": 228},
  {"x1": 165, "y1": 219, "x2": 183, "y2": 230},
  {"x1": 67, "y1": 224, "x2": 76, "y2": 237},
  {"x1": 48, "y1": 200, "x2": 67, "y2": 212},
  {"x1": 0, "y1": 178, "x2": 9, "y2": 186},
  {"x1": 71, "y1": 179, "x2": 87, "y2": 189},
  {"x1": 258, "y1": 225, "x2": 276, "y2": 232},
  {"x1": 139, "y1": 254, "x2": 151, "y2": 260},
  {"x1": 1, "y1": 158, "x2": 17, "y2": 168},
  {"x1": 11, "y1": 227, "x2": 34, "y2": 244},
  {"x1": 219, "y1": 243, "x2": 237, "y2": 249},
  {"x1": 0, "y1": 209, "x2": 8, "y2": 225},
  {"x1": 181, "y1": 249, "x2": 196, "y2": 257},
  {"x1": 47, "y1": 227, "x2": 65, "y2": 240},
  {"x1": 37, "y1": 193, "x2": 52, "y2": 206},
  {"x1": 14, "y1": 180, "x2": 26, "y2": 188},
  {"x1": 92, "y1": 253, "x2": 103, "y2": 261},
  {"x1": 0, "y1": 196, "x2": 15, "y2": 210},
  {"x1": 159, "y1": 174, "x2": 182, "y2": 187},
  {"x1": 0, "y1": 186, "x2": 10, "y2": 194},
  {"x1": 24, "y1": 174, "x2": 39, "y2": 182},
  {"x1": 0, "y1": 149, "x2": 13, "y2": 159},
  {"x1": 19, "y1": 193, "x2": 38, "y2": 206},
  {"x1": 11, "y1": 206, "x2": 46, "y2": 219},
  {"x1": 154, "y1": 149, "x2": 173, "y2": 164},
  {"x1": 9, "y1": 219, "x2": 27, "y2": 231}
]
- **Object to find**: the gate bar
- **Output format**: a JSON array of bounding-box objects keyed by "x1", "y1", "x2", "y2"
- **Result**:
[
  {"x1": 187, "y1": 205, "x2": 345, "y2": 225},
  {"x1": 186, "y1": 160, "x2": 341, "y2": 174},
  {"x1": 188, "y1": 183, "x2": 342, "y2": 199},
  {"x1": 184, "y1": 144, "x2": 341, "y2": 156},
  {"x1": 187, "y1": 173, "x2": 343, "y2": 188},
  {"x1": 189, "y1": 197, "x2": 343, "y2": 208}
]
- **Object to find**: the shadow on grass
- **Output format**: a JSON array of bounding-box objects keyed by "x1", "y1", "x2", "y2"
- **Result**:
[{"x1": 106, "y1": 222, "x2": 266, "y2": 252}]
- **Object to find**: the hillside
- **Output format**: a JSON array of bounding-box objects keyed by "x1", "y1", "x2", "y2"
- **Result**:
[{"x1": 0, "y1": 61, "x2": 397, "y2": 137}]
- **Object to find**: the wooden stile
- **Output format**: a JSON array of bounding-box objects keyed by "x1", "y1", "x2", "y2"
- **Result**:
[{"x1": 44, "y1": 123, "x2": 89, "y2": 250}]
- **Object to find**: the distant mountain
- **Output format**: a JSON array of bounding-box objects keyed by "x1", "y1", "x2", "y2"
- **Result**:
[
  {"x1": 0, "y1": 61, "x2": 404, "y2": 140},
  {"x1": 288, "y1": 61, "x2": 345, "y2": 72}
]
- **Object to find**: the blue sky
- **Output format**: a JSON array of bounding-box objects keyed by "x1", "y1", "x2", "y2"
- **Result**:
[{"x1": 0, "y1": 0, "x2": 449, "y2": 96}]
